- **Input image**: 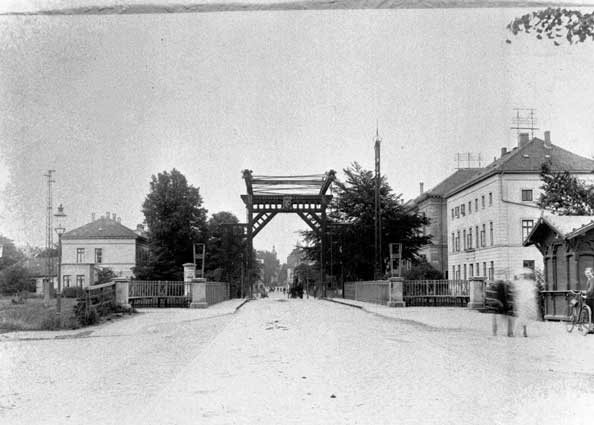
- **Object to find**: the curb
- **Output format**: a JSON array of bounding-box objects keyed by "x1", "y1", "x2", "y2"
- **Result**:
[
  {"x1": 322, "y1": 297, "x2": 364, "y2": 309},
  {"x1": 234, "y1": 298, "x2": 251, "y2": 312}
]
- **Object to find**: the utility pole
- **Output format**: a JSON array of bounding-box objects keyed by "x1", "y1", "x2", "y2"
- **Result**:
[
  {"x1": 374, "y1": 128, "x2": 382, "y2": 279},
  {"x1": 44, "y1": 170, "x2": 55, "y2": 307}
]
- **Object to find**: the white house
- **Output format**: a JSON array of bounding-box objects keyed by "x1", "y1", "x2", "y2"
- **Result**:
[
  {"x1": 60, "y1": 212, "x2": 148, "y2": 288},
  {"x1": 447, "y1": 132, "x2": 594, "y2": 282}
]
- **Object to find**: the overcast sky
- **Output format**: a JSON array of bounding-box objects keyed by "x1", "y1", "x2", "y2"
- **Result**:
[{"x1": 2, "y1": 5, "x2": 594, "y2": 262}]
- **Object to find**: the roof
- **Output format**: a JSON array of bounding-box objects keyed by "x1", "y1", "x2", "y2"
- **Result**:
[
  {"x1": 447, "y1": 138, "x2": 594, "y2": 198},
  {"x1": 22, "y1": 258, "x2": 57, "y2": 277},
  {"x1": 411, "y1": 168, "x2": 483, "y2": 206},
  {"x1": 524, "y1": 214, "x2": 594, "y2": 246},
  {"x1": 62, "y1": 217, "x2": 146, "y2": 241}
]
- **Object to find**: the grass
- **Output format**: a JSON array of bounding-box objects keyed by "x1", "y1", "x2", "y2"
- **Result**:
[{"x1": 0, "y1": 294, "x2": 80, "y2": 332}]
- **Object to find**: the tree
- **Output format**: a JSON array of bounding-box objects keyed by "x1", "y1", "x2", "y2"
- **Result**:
[
  {"x1": 538, "y1": 162, "x2": 594, "y2": 215},
  {"x1": 135, "y1": 169, "x2": 208, "y2": 280},
  {"x1": 301, "y1": 163, "x2": 430, "y2": 282},
  {"x1": 507, "y1": 8, "x2": 594, "y2": 46},
  {"x1": 0, "y1": 235, "x2": 24, "y2": 271},
  {"x1": 204, "y1": 211, "x2": 247, "y2": 297},
  {"x1": 257, "y1": 249, "x2": 281, "y2": 286},
  {"x1": 403, "y1": 258, "x2": 444, "y2": 280},
  {"x1": 0, "y1": 264, "x2": 32, "y2": 295},
  {"x1": 96, "y1": 267, "x2": 117, "y2": 285}
]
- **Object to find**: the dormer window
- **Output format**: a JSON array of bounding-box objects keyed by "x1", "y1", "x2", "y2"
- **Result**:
[{"x1": 521, "y1": 189, "x2": 533, "y2": 202}]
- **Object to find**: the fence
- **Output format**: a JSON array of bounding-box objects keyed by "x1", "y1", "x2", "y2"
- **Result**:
[
  {"x1": 77, "y1": 281, "x2": 117, "y2": 317},
  {"x1": 205, "y1": 282, "x2": 230, "y2": 305},
  {"x1": 403, "y1": 280, "x2": 470, "y2": 306},
  {"x1": 129, "y1": 280, "x2": 191, "y2": 308},
  {"x1": 343, "y1": 281, "x2": 390, "y2": 305}
]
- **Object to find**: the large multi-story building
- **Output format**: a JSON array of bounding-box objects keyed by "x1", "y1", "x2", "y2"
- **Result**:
[
  {"x1": 60, "y1": 212, "x2": 148, "y2": 287},
  {"x1": 406, "y1": 169, "x2": 482, "y2": 277},
  {"x1": 447, "y1": 132, "x2": 594, "y2": 281}
]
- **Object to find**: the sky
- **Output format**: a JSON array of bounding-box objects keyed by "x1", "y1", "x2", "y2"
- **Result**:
[{"x1": 1, "y1": 4, "x2": 594, "y2": 262}]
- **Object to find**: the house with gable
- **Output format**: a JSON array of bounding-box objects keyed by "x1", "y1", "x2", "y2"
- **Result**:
[
  {"x1": 447, "y1": 131, "x2": 594, "y2": 282},
  {"x1": 60, "y1": 212, "x2": 148, "y2": 288},
  {"x1": 405, "y1": 168, "x2": 482, "y2": 277}
]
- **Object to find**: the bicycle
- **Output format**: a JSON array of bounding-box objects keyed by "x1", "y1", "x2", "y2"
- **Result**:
[{"x1": 565, "y1": 290, "x2": 592, "y2": 336}]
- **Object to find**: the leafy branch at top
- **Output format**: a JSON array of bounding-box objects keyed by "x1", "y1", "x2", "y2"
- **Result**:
[{"x1": 507, "y1": 7, "x2": 594, "y2": 45}]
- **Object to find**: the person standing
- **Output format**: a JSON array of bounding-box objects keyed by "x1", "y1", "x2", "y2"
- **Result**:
[{"x1": 585, "y1": 267, "x2": 594, "y2": 313}]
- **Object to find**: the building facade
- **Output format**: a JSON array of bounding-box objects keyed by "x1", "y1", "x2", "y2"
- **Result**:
[
  {"x1": 406, "y1": 169, "x2": 481, "y2": 277},
  {"x1": 60, "y1": 213, "x2": 148, "y2": 288},
  {"x1": 447, "y1": 132, "x2": 594, "y2": 282}
]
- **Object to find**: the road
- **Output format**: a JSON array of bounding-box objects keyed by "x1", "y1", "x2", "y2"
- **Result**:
[{"x1": 2, "y1": 295, "x2": 594, "y2": 424}]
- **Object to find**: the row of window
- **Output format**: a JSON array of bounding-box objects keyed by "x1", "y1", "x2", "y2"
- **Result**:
[
  {"x1": 451, "y1": 222, "x2": 494, "y2": 252},
  {"x1": 452, "y1": 262, "x2": 494, "y2": 280},
  {"x1": 63, "y1": 275, "x2": 85, "y2": 287},
  {"x1": 451, "y1": 193, "x2": 493, "y2": 219},
  {"x1": 76, "y1": 248, "x2": 102, "y2": 264},
  {"x1": 451, "y1": 189, "x2": 535, "y2": 220}
]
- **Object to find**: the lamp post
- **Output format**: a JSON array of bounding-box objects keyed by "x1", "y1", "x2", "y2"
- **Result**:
[{"x1": 54, "y1": 204, "x2": 66, "y2": 315}]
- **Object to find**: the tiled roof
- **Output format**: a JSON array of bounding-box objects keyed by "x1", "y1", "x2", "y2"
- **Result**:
[
  {"x1": 447, "y1": 138, "x2": 594, "y2": 197},
  {"x1": 406, "y1": 168, "x2": 482, "y2": 208},
  {"x1": 62, "y1": 217, "x2": 144, "y2": 240},
  {"x1": 524, "y1": 214, "x2": 594, "y2": 246}
]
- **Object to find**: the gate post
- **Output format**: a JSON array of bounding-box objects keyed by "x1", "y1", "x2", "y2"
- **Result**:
[
  {"x1": 114, "y1": 278, "x2": 131, "y2": 309},
  {"x1": 387, "y1": 277, "x2": 405, "y2": 307},
  {"x1": 468, "y1": 277, "x2": 486, "y2": 309},
  {"x1": 183, "y1": 263, "x2": 196, "y2": 297},
  {"x1": 190, "y1": 278, "x2": 208, "y2": 308}
]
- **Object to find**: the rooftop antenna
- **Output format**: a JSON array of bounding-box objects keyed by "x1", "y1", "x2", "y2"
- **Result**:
[{"x1": 511, "y1": 108, "x2": 539, "y2": 140}]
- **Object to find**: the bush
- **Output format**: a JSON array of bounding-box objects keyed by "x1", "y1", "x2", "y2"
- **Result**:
[
  {"x1": 62, "y1": 286, "x2": 84, "y2": 298},
  {"x1": 73, "y1": 303, "x2": 99, "y2": 326},
  {"x1": 0, "y1": 264, "x2": 34, "y2": 295},
  {"x1": 403, "y1": 258, "x2": 444, "y2": 280}
]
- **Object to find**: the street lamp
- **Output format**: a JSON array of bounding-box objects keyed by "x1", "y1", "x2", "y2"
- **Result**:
[{"x1": 54, "y1": 204, "x2": 66, "y2": 315}]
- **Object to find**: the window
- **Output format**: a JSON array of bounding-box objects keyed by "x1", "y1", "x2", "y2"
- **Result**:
[
  {"x1": 489, "y1": 221, "x2": 494, "y2": 245},
  {"x1": 475, "y1": 225, "x2": 479, "y2": 248},
  {"x1": 475, "y1": 198, "x2": 478, "y2": 210},
  {"x1": 467, "y1": 228, "x2": 473, "y2": 249},
  {"x1": 521, "y1": 219, "x2": 535, "y2": 242},
  {"x1": 76, "y1": 248, "x2": 85, "y2": 263},
  {"x1": 489, "y1": 261, "x2": 494, "y2": 280},
  {"x1": 455, "y1": 232, "x2": 460, "y2": 252},
  {"x1": 463, "y1": 264, "x2": 467, "y2": 280},
  {"x1": 455, "y1": 207, "x2": 460, "y2": 218},
  {"x1": 451, "y1": 233, "x2": 455, "y2": 252},
  {"x1": 452, "y1": 266, "x2": 456, "y2": 280},
  {"x1": 95, "y1": 248, "x2": 103, "y2": 264},
  {"x1": 469, "y1": 264, "x2": 474, "y2": 277},
  {"x1": 76, "y1": 275, "x2": 85, "y2": 287},
  {"x1": 483, "y1": 262, "x2": 487, "y2": 277},
  {"x1": 523, "y1": 260, "x2": 535, "y2": 270},
  {"x1": 468, "y1": 201, "x2": 472, "y2": 214},
  {"x1": 481, "y1": 195, "x2": 485, "y2": 208},
  {"x1": 489, "y1": 192, "x2": 493, "y2": 205},
  {"x1": 63, "y1": 275, "x2": 71, "y2": 288},
  {"x1": 476, "y1": 263, "x2": 480, "y2": 276},
  {"x1": 456, "y1": 265, "x2": 460, "y2": 280},
  {"x1": 463, "y1": 230, "x2": 467, "y2": 250},
  {"x1": 480, "y1": 224, "x2": 486, "y2": 247},
  {"x1": 461, "y1": 204, "x2": 465, "y2": 216},
  {"x1": 451, "y1": 208, "x2": 454, "y2": 219},
  {"x1": 522, "y1": 189, "x2": 533, "y2": 201}
]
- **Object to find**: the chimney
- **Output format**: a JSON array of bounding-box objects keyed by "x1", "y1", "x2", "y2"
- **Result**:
[
  {"x1": 112, "y1": 213, "x2": 117, "y2": 221},
  {"x1": 106, "y1": 211, "x2": 110, "y2": 220},
  {"x1": 91, "y1": 212, "x2": 96, "y2": 221},
  {"x1": 518, "y1": 133, "x2": 529, "y2": 148},
  {"x1": 544, "y1": 130, "x2": 552, "y2": 148},
  {"x1": 501, "y1": 147, "x2": 507, "y2": 157},
  {"x1": 419, "y1": 182, "x2": 424, "y2": 195}
]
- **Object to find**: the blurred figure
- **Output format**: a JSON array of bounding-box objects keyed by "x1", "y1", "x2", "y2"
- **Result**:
[
  {"x1": 511, "y1": 268, "x2": 539, "y2": 337},
  {"x1": 488, "y1": 280, "x2": 514, "y2": 337}
]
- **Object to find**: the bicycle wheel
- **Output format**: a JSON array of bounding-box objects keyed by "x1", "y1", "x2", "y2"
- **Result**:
[
  {"x1": 566, "y1": 305, "x2": 577, "y2": 333},
  {"x1": 579, "y1": 306, "x2": 592, "y2": 336}
]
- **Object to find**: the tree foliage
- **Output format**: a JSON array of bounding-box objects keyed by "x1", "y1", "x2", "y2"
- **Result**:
[
  {"x1": 0, "y1": 264, "x2": 32, "y2": 295},
  {"x1": 135, "y1": 169, "x2": 208, "y2": 280},
  {"x1": 507, "y1": 8, "x2": 594, "y2": 46},
  {"x1": 301, "y1": 163, "x2": 430, "y2": 282},
  {"x1": 538, "y1": 162, "x2": 594, "y2": 215},
  {"x1": 403, "y1": 258, "x2": 444, "y2": 280},
  {"x1": 96, "y1": 267, "x2": 117, "y2": 285},
  {"x1": 257, "y1": 249, "x2": 281, "y2": 286},
  {"x1": 0, "y1": 235, "x2": 24, "y2": 271}
]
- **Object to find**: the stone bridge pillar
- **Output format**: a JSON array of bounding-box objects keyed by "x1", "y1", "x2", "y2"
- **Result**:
[
  {"x1": 387, "y1": 277, "x2": 405, "y2": 308},
  {"x1": 114, "y1": 278, "x2": 131, "y2": 309},
  {"x1": 468, "y1": 276, "x2": 486, "y2": 310},
  {"x1": 190, "y1": 278, "x2": 208, "y2": 309}
]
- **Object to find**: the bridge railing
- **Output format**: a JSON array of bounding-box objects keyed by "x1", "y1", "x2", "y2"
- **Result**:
[
  {"x1": 205, "y1": 282, "x2": 230, "y2": 306},
  {"x1": 129, "y1": 280, "x2": 191, "y2": 307},
  {"x1": 403, "y1": 280, "x2": 470, "y2": 306}
]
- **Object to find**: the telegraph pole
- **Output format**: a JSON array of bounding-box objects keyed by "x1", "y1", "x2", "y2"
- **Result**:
[
  {"x1": 374, "y1": 128, "x2": 382, "y2": 279},
  {"x1": 44, "y1": 170, "x2": 55, "y2": 307}
]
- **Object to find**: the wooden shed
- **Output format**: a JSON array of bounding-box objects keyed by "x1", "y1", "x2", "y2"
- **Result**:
[{"x1": 524, "y1": 215, "x2": 594, "y2": 321}]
